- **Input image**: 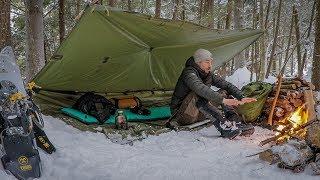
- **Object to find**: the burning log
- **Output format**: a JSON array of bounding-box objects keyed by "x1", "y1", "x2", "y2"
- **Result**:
[{"x1": 259, "y1": 118, "x2": 319, "y2": 146}]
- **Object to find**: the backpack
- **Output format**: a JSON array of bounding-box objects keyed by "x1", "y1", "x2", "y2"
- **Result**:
[{"x1": 73, "y1": 92, "x2": 116, "y2": 124}]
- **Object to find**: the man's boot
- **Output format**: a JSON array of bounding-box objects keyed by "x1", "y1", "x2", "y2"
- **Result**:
[
  {"x1": 213, "y1": 120, "x2": 241, "y2": 139},
  {"x1": 224, "y1": 109, "x2": 255, "y2": 136}
]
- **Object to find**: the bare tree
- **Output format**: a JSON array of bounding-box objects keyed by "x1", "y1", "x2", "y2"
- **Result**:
[
  {"x1": 300, "y1": 1, "x2": 316, "y2": 78},
  {"x1": 293, "y1": 5, "x2": 302, "y2": 78},
  {"x1": 312, "y1": 1, "x2": 320, "y2": 90},
  {"x1": 59, "y1": 0, "x2": 65, "y2": 43},
  {"x1": 76, "y1": 0, "x2": 81, "y2": 15},
  {"x1": 284, "y1": 8, "x2": 294, "y2": 76},
  {"x1": 181, "y1": 0, "x2": 185, "y2": 20},
  {"x1": 172, "y1": 0, "x2": 179, "y2": 20},
  {"x1": 24, "y1": 0, "x2": 45, "y2": 80},
  {"x1": 0, "y1": 0, "x2": 11, "y2": 50},
  {"x1": 265, "y1": 0, "x2": 283, "y2": 78},
  {"x1": 264, "y1": 0, "x2": 271, "y2": 29},
  {"x1": 109, "y1": 0, "x2": 116, "y2": 7},
  {"x1": 225, "y1": 0, "x2": 232, "y2": 29},
  {"x1": 207, "y1": 0, "x2": 215, "y2": 28},
  {"x1": 233, "y1": 0, "x2": 245, "y2": 69},
  {"x1": 258, "y1": 0, "x2": 266, "y2": 80},
  {"x1": 127, "y1": 0, "x2": 132, "y2": 11},
  {"x1": 250, "y1": 0, "x2": 258, "y2": 81},
  {"x1": 155, "y1": 0, "x2": 161, "y2": 18},
  {"x1": 199, "y1": 0, "x2": 204, "y2": 23}
]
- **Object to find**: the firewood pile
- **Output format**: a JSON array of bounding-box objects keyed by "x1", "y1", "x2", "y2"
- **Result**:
[
  {"x1": 254, "y1": 77, "x2": 320, "y2": 175},
  {"x1": 261, "y1": 77, "x2": 316, "y2": 126}
]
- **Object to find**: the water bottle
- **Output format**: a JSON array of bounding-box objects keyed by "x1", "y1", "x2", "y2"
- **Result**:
[{"x1": 115, "y1": 110, "x2": 128, "y2": 130}]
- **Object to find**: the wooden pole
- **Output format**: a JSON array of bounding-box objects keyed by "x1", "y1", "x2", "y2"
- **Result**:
[{"x1": 267, "y1": 75, "x2": 283, "y2": 125}]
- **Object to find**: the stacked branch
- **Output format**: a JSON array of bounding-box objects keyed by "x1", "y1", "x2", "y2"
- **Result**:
[{"x1": 263, "y1": 77, "x2": 314, "y2": 124}]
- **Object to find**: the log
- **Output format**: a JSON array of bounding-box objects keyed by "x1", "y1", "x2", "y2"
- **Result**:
[
  {"x1": 292, "y1": 99, "x2": 303, "y2": 107},
  {"x1": 281, "y1": 80, "x2": 302, "y2": 87},
  {"x1": 308, "y1": 82, "x2": 316, "y2": 90},
  {"x1": 284, "y1": 104, "x2": 294, "y2": 112},
  {"x1": 275, "y1": 107, "x2": 285, "y2": 117},
  {"x1": 304, "y1": 89, "x2": 316, "y2": 121},
  {"x1": 281, "y1": 84, "x2": 297, "y2": 89},
  {"x1": 260, "y1": 118, "x2": 319, "y2": 146}
]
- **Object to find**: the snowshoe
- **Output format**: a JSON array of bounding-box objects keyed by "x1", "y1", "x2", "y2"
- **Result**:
[
  {"x1": 0, "y1": 111, "x2": 42, "y2": 180},
  {"x1": 0, "y1": 47, "x2": 54, "y2": 179},
  {"x1": 34, "y1": 126, "x2": 56, "y2": 154}
]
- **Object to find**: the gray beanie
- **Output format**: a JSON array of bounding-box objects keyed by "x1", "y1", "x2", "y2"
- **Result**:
[{"x1": 193, "y1": 49, "x2": 213, "y2": 63}]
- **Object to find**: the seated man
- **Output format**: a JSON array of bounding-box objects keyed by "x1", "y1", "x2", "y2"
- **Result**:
[{"x1": 170, "y1": 49, "x2": 256, "y2": 139}]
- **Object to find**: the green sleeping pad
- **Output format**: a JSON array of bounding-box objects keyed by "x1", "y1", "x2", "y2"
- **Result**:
[{"x1": 61, "y1": 106, "x2": 172, "y2": 125}]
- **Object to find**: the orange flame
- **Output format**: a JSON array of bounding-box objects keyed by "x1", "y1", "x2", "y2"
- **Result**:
[{"x1": 275, "y1": 105, "x2": 308, "y2": 140}]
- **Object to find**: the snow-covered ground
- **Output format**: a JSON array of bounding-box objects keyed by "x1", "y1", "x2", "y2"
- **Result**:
[
  {"x1": 1, "y1": 68, "x2": 319, "y2": 180},
  {"x1": 1, "y1": 115, "x2": 319, "y2": 180}
]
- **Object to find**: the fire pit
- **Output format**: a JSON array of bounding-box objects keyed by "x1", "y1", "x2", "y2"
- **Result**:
[
  {"x1": 259, "y1": 77, "x2": 317, "y2": 145},
  {"x1": 255, "y1": 77, "x2": 320, "y2": 175}
]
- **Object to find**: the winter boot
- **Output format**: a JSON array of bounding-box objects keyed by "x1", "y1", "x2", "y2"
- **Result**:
[
  {"x1": 225, "y1": 110, "x2": 255, "y2": 136},
  {"x1": 213, "y1": 120, "x2": 241, "y2": 139}
]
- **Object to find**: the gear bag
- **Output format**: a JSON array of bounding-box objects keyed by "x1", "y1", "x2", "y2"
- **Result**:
[{"x1": 73, "y1": 92, "x2": 116, "y2": 124}]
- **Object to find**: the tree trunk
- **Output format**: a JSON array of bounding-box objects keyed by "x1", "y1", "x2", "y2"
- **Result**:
[
  {"x1": 225, "y1": 0, "x2": 232, "y2": 29},
  {"x1": 199, "y1": 0, "x2": 204, "y2": 24},
  {"x1": 127, "y1": 0, "x2": 132, "y2": 11},
  {"x1": 264, "y1": 0, "x2": 271, "y2": 29},
  {"x1": 233, "y1": 0, "x2": 244, "y2": 69},
  {"x1": 284, "y1": 9, "x2": 294, "y2": 75},
  {"x1": 172, "y1": 0, "x2": 179, "y2": 20},
  {"x1": 24, "y1": 0, "x2": 45, "y2": 81},
  {"x1": 258, "y1": 0, "x2": 266, "y2": 80},
  {"x1": 265, "y1": 0, "x2": 283, "y2": 78},
  {"x1": 301, "y1": 1, "x2": 316, "y2": 78},
  {"x1": 312, "y1": 1, "x2": 320, "y2": 91},
  {"x1": 207, "y1": 0, "x2": 215, "y2": 28},
  {"x1": 0, "y1": 0, "x2": 11, "y2": 50},
  {"x1": 59, "y1": 0, "x2": 65, "y2": 44},
  {"x1": 140, "y1": 0, "x2": 146, "y2": 13},
  {"x1": 250, "y1": 0, "x2": 257, "y2": 81},
  {"x1": 109, "y1": 0, "x2": 115, "y2": 7},
  {"x1": 155, "y1": 0, "x2": 161, "y2": 18},
  {"x1": 180, "y1": 0, "x2": 185, "y2": 20},
  {"x1": 293, "y1": 5, "x2": 303, "y2": 78},
  {"x1": 76, "y1": 0, "x2": 81, "y2": 16}
]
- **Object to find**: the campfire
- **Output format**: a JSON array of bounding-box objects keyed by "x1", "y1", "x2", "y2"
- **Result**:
[
  {"x1": 259, "y1": 77, "x2": 317, "y2": 145},
  {"x1": 254, "y1": 77, "x2": 320, "y2": 175},
  {"x1": 274, "y1": 105, "x2": 308, "y2": 141}
]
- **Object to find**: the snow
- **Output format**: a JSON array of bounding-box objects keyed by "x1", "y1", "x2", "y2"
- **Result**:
[
  {"x1": 271, "y1": 140, "x2": 313, "y2": 167},
  {"x1": 0, "y1": 115, "x2": 319, "y2": 180},
  {"x1": 225, "y1": 67, "x2": 276, "y2": 89},
  {"x1": 0, "y1": 67, "x2": 318, "y2": 179}
]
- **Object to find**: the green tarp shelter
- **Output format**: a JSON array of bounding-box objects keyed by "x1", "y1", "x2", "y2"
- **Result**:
[{"x1": 34, "y1": 5, "x2": 263, "y2": 112}]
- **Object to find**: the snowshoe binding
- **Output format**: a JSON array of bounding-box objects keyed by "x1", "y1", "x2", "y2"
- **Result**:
[{"x1": 0, "y1": 80, "x2": 42, "y2": 180}]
